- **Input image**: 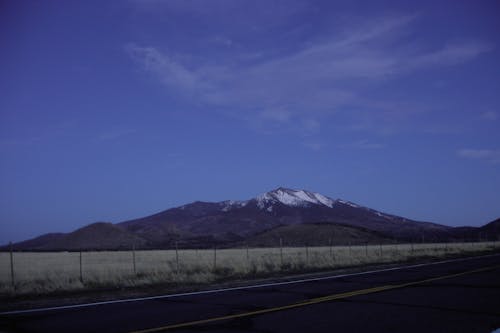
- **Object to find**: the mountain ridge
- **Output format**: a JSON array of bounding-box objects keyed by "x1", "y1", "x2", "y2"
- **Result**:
[{"x1": 5, "y1": 187, "x2": 499, "y2": 250}]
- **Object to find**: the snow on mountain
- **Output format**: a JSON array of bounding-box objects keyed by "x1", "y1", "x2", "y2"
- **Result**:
[
  {"x1": 336, "y1": 199, "x2": 360, "y2": 208},
  {"x1": 177, "y1": 188, "x2": 368, "y2": 214},
  {"x1": 221, "y1": 200, "x2": 248, "y2": 212},
  {"x1": 255, "y1": 187, "x2": 335, "y2": 209},
  {"x1": 312, "y1": 192, "x2": 336, "y2": 208}
]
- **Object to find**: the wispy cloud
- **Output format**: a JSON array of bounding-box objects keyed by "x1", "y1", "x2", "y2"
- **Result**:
[
  {"x1": 130, "y1": 0, "x2": 307, "y2": 27},
  {"x1": 302, "y1": 142, "x2": 323, "y2": 151},
  {"x1": 481, "y1": 111, "x2": 498, "y2": 121},
  {"x1": 0, "y1": 120, "x2": 79, "y2": 150},
  {"x1": 339, "y1": 140, "x2": 385, "y2": 150},
  {"x1": 406, "y1": 41, "x2": 491, "y2": 70},
  {"x1": 126, "y1": 13, "x2": 491, "y2": 133},
  {"x1": 125, "y1": 44, "x2": 201, "y2": 96},
  {"x1": 0, "y1": 137, "x2": 42, "y2": 149},
  {"x1": 457, "y1": 148, "x2": 500, "y2": 164},
  {"x1": 98, "y1": 128, "x2": 137, "y2": 141}
]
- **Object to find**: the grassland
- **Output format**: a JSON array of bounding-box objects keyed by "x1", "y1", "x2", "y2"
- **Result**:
[{"x1": 0, "y1": 242, "x2": 498, "y2": 295}]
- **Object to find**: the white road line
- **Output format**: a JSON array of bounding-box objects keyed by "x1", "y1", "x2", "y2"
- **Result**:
[{"x1": 1, "y1": 253, "x2": 499, "y2": 316}]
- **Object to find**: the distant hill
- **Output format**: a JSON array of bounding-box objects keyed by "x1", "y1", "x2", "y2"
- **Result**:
[
  {"x1": 233, "y1": 223, "x2": 394, "y2": 247},
  {"x1": 480, "y1": 218, "x2": 500, "y2": 240},
  {"x1": 4, "y1": 188, "x2": 498, "y2": 250},
  {"x1": 10, "y1": 222, "x2": 146, "y2": 251}
]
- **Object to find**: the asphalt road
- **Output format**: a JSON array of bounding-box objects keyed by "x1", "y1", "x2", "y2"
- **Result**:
[{"x1": 1, "y1": 254, "x2": 500, "y2": 333}]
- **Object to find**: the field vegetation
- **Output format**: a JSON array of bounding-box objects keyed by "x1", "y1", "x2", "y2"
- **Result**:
[{"x1": 0, "y1": 242, "x2": 498, "y2": 295}]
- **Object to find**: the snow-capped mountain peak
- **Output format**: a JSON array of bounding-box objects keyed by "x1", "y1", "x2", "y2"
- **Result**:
[{"x1": 256, "y1": 187, "x2": 335, "y2": 209}]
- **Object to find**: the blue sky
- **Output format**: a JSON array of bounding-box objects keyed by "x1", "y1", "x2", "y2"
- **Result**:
[{"x1": 1, "y1": 0, "x2": 499, "y2": 244}]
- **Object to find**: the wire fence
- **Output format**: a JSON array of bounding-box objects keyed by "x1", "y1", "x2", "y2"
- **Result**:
[{"x1": 0, "y1": 241, "x2": 498, "y2": 295}]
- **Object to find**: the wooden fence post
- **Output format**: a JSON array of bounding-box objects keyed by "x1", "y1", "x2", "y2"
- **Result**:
[
  {"x1": 132, "y1": 244, "x2": 137, "y2": 275},
  {"x1": 213, "y1": 246, "x2": 217, "y2": 271},
  {"x1": 175, "y1": 242, "x2": 179, "y2": 274},
  {"x1": 9, "y1": 242, "x2": 14, "y2": 288},
  {"x1": 79, "y1": 250, "x2": 83, "y2": 283},
  {"x1": 329, "y1": 238, "x2": 334, "y2": 261},
  {"x1": 349, "y1": 242, "x2": 352, "y2": 264},
  {"x1": 279, "y1": 238, "x2": 283, "y2": 267},
  {"x1": 305, "y1": 244, "x2": 309, "y2": 264}
]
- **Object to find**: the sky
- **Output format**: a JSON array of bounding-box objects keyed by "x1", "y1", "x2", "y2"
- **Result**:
[{"x1": 1, "y1": 0, "x2": 499, "y2": 244}]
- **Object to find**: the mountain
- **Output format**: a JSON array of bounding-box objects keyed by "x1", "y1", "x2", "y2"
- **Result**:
[
  {"x1": 119, "y1": 187, "x2": 453, "y2": 246},
  {"x1": 5, "y1": 187, "x2": 496, "y2": 250}
]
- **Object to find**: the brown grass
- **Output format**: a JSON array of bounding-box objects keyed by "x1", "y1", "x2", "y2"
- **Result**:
[{"x1": 0, "y1": 241, "x2": 498, "y2": 295}]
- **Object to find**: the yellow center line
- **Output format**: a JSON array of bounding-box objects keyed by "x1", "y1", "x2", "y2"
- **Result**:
[{"x1": 129, "y1": 264, "x2": 500, "y2": 333}]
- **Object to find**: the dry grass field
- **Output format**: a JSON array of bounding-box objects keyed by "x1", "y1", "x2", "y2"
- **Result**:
[{"x1": 0, "y1": 242, "x2": 498, "y2": 295}]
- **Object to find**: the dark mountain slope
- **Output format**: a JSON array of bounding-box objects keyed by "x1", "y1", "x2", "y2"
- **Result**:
[
  {"x1": 10, "y1": 222, "x2": 147, "y2": 251},
  {"x1": 231, "y1": 223, "x2": 395, "y2": 248},
  {"x1": 5, "y1": 188, "x2": 495, "y2": 250},
  {"x1": 119, "y1": 188, "x2": 454, "y2": 245}
]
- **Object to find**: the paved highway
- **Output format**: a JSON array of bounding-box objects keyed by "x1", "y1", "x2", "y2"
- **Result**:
[{"x1": 1, "y1": 254, "x2": 500, "y2": 333}]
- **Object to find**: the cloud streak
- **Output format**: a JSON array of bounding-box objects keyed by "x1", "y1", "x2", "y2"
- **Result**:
[
  {"x1": 481, "y1": 111, "x2": 498, "y2": 121},
  {"x1": 339, "y1": 140, "x2": 385, "y2": 150},
  {"x1": 302, "y1": 142, "x2": 323, "y2": 151},
  {"x1": 98, "y1": 128, "x2": 137, "y2": 141},
  {"x1": 126, "y1": 14, "x2": 491, "y2": 133},
  {"x1": 457, "y1": 149, "x2": 500, "y2": 164}
]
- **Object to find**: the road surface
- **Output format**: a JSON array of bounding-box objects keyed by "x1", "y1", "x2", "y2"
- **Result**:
[{"x1": 1, "y1": 254, "x2": 500, "y2": 333}]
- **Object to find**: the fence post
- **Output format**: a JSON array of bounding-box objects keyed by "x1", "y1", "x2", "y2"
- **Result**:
[
  {"x1": 175, "y1": 242, "x2": 180, "y2": 274},
  {"x1": 349, "y1": 242, "x2": 352, "y2": 259},
  {"x1": 379, "y1": 243, "x2": 382, "y2": 257},
  {"x1": 329, "y1": 238, "x2": 333, "y2": 260},
  {"x1": 305, "y1": 244, "x2": 309, "y2": 264},
  {"x1": 9, "y1": 242, "x2": 14, "y2": 288},
  {"x1": 132, "y1": 244, "x2": 137, "y2": 275},
  {"x1": 279, "y1": 237, "x2": 283, "y2": 267},
  {"x1": 79, "y1": 250, "x2": 83, "y2": 283},
  {"x1": 213, "y1": 246, "x2": 217, "y2": 271},
  {"x1": 246, "y1": 244, "x2": 249, "y2": 261},
  {"x1": 365, "y1": 243, "x2": 368, "y2": 257}
]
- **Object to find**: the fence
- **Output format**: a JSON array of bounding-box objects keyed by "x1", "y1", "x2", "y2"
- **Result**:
[{"x1": 0, "y1": 241, "x2": 498, "y2": 295}]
